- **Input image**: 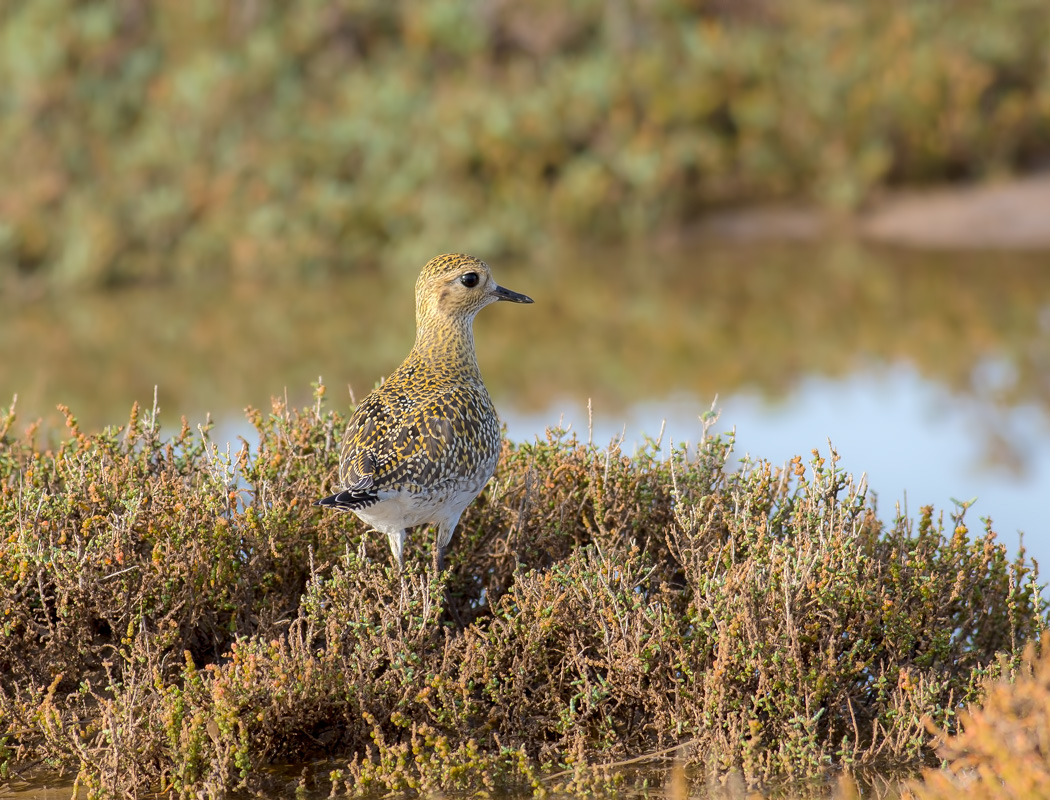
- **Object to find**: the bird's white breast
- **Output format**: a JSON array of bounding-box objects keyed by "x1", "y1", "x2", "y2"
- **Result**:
[{"x1": 352, "y1": 472, "x2": 493, "y2": 534}]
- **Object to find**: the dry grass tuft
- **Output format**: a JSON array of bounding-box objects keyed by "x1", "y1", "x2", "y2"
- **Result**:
[{"x1": 904, "y1": 643, "x2": 1050, "y2": 799}]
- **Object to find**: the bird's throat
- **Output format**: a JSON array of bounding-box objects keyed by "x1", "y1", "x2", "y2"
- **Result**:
[{"x1": 411, "y1": 317, "x2": 483, "y2": 379}]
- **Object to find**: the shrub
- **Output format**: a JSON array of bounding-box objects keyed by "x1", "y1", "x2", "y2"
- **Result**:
[
  {"x1": 0, "y1": 386, "x2": 1044, "y2": 796},
  {"x1": 2, "y1": 0, "x2": 1049, "y2": 288},
  {"x1": 904, "y1": 644, "x2": 1050, "y2": 799}
]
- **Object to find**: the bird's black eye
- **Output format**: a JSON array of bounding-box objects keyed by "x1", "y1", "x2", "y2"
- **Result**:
[{"x1": 460, "y1": 272, "x2": 479, "y2": 288}]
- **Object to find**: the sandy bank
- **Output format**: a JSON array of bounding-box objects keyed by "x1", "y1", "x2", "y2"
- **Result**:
[{"x1": 686, "y1": 173, "x2": 1050, "y2": 250}]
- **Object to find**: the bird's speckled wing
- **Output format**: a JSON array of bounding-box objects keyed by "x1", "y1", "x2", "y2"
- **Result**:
[
  {"x1": 337, "y1": 393, "x2": 390, "y2": 496},
  {"x1": 314, "y1": 394, "x2": 386, "y2": 510},
  {"x1": 333, "y1": 382, "x2": 500, "y2": 508}
]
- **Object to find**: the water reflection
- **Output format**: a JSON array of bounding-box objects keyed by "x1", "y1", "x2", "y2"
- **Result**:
[{"x1": 3, "y1": 241, "x2": 1048, "y2": 560}]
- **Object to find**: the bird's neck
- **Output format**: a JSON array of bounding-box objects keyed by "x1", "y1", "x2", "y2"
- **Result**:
[{"x1": 411, "y1": 314, "x2": 483, "y2": 379}]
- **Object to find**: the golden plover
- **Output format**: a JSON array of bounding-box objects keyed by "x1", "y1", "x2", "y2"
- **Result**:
[{"x1": 316, "y1": 253, "x2": 533, "y2": 572}]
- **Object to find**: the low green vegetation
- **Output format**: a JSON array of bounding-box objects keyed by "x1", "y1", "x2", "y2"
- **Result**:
[
  {"x1": 0, "y1": 385, "x2": 1045, "y2": 797},
  {"x1": 3, "y1": 0, "x2": 1049, "y2": 288}
]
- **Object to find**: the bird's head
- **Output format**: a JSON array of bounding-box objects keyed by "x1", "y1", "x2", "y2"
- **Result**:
[{"x1": 415, "y1": 253, "x2": 533, "y2": 325}]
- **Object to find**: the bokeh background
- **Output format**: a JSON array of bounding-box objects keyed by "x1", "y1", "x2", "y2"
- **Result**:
[{"x1": 2, "y1": 1, "x2": 1049, "y2": 562}]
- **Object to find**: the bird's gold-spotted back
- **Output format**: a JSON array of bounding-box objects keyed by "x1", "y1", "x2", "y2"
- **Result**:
[
  {"x1": 336, "y1": 357, "x2": 500, "y2": 497},
  {"x1": 316, "y1": 253, "x2": 533, "y2": 571}
]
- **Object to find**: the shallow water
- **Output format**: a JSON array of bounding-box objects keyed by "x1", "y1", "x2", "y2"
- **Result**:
[{"x1": 3, "y1": 239, "x2": 1049, "y2": 571}]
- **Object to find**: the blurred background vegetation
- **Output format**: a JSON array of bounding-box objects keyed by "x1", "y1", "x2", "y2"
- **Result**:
[{"x1": 2, "y1": 0, "x2": 1048, "y2": 289}]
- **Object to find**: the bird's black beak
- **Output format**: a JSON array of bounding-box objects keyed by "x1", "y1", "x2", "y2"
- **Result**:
[{"x1": 492, "y1": 284, "x2": 534, "y2": 303}]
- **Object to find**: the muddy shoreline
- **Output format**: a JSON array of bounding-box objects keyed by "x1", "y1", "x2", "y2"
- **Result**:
[{"x1": 687, "y1": 172, "x2": 1050, "y2": 250}]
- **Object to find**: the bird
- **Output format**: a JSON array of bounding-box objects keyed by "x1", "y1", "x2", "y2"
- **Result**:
[{"x1": 315, "y1": 253, "x2": 533, "y2": 573}]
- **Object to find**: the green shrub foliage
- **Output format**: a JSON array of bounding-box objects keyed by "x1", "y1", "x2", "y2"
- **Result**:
[{"x1": 2, "y1": 0, "x2": 1049, "y2": 287}]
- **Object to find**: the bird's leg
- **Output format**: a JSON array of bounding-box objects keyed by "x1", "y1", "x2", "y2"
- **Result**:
[
  {"x1": 388, "y1": 527, "x2": 408, "y2": 607},
  {"x1": 433, "y1": 517, "x2": 459, "y2": 575},
  {"x1": 432, "y1": 523, "x2": 466, "y2": 628},
  {"x1": 434, "y1": 545, "x2": 445, "y2": 575},
  {"x1": 386, "y1": 528, "x2": 409, "y2": 609},
  {"x1": 387, "y1": 528, "x2": 407, "y2": 571}
]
